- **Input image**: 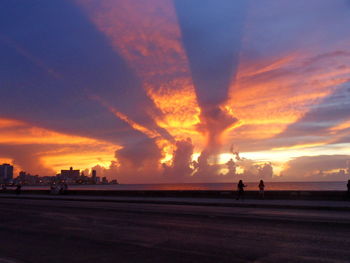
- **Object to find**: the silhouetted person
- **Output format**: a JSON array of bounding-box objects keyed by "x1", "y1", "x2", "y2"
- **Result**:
[
  {"x1": 259, "y1": 180, "x2": 265, "y2": 199},
  {"x1": 50, "y1": 183, "x2": 55, "y2": 194},
  {"x1": 347, "y1": 180, "x2": 350, "y2": 199},
  {"x1": 15, "y1": 184, "x2": 22, "y2": 195},
  {"x1": 62, "y1": 182, "x2": 68, "y2": 194},
  {"x1": 59, "y1": 182, "x2": 68, "y2": 195},
  {"x1": 236, "y1": 180, "x2": 247, "y2": 200},
  {"x1": 59, "y1": 184, "x2": 64, "y2": 195}
]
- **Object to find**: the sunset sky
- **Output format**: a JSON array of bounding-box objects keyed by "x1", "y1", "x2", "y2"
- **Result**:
[{"x1": 1, "y1": 0, "x2": 350, "y2": 183}]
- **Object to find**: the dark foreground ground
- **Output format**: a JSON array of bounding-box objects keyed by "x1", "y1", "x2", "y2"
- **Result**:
[{"x1": 1, "y1": 198, "x2": 350, "y2": 263}]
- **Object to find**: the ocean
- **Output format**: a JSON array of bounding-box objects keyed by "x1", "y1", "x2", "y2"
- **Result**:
[{"x1": 24, "y1": 181, "x2": 348, "y2": 191}]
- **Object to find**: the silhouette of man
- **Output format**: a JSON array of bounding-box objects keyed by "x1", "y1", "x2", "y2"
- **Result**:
[
  {"x1": 15, "y1": 184, "x2": 22, "y2": 195},
  {"x1": 236, "y1": 180, "x2": 246, "y2": 200},
  {"x1": 259, "y1": 180, "x2": 265, "y2": 199}
]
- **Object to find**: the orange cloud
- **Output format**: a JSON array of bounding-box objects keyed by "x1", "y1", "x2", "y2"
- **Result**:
[
  {"x1": 226, "y1": 52, "x2": 350, "y2": 144},
  {"x1": 107, "y1": 105, "x2": 176, "y2": 166},
  {"x1": 147, "y1": 81, "x2": 201, "y2": 137},
  {"x1": 0, "y1": 118, "x2": 118, "y2": 174},
  {"x1": 76, "y1": 0, "x2": 203, "y2": 146},
  {"x1": 41, "y1": 151, "x2": 115, "y2": 173},
  {"x1": 108, "y1": 107, "x2": 161, "y2": 139},
  {"x1": 0, "y1": 118, "x2": 23, "y2": 128},
  {"x1": 330, "y1": 120, "x2": 350, "y2": 133},
  {"x1": 0, "y1": 119, "x2": 100, "y2": 145},
  {"x1": 73, "y1": 1, "x2": 350, "y2": 179},
  {"x1": 0, "y1": 158, "x2": 13, "y2": 164},
  {"x1": 272, "y1": 142, "x2": 327, "y2": 151}
]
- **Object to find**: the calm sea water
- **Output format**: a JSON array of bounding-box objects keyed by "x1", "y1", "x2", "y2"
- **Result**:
[{"x1": 24, "y1": 181, "x2": 348, "y2": 191}]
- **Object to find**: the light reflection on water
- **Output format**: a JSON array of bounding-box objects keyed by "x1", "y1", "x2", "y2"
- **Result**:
[{"x1": 24, "y1": 181, "x2": 347, "y2": 191}]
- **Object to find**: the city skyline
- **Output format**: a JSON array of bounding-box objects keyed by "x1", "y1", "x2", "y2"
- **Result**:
[
  {"x1": 0, "y1": 163, "x2": 116, "y2": 185},
  {"x1": 1, "y1": 0, "x2": 350, "y2": 183}
]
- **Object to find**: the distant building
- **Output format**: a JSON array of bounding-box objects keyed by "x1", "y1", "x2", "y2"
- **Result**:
[
  {"x1": 60, "y1": 167, "x2": 80, "y2": 182},
  {"x1": 0, "y1": 163, "x2": 14, "y2": 183},
  {"x1": 92, "y1": 170, "x2": 97, "y2": 184},
  {"x1": 95, "y1": 177, "x2": 101, "y2": 184},
  {"x1": 40, "y1": 176, "x2": 56, "y2": 185},
  {"x1": 17, "y1": 171, "x2": 40, "y2": 185},
  {"x1": 101, "y1": 177, "x2": 108, "y2": 184}
]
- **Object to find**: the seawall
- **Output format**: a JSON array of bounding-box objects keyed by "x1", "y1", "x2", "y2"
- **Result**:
[{"x1": 1, "y1": 189, "x2": 349, "y2": 201}]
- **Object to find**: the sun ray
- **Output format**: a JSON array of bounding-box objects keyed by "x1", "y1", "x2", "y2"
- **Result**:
[{"x1": 76, "y1": 0, "x2": 202, "y2": 146}]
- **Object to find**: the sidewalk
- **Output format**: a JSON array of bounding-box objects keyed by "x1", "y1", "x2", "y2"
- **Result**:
[{"x1": 1, "y1": 193, "x2": 350, "y2": 211}]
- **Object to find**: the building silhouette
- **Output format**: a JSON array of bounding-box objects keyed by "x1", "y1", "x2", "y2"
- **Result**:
[
  {"x1": 0, "y1": 163, "x2": 14, "y2": 183},
  {"x1": 101, "y1": 176, "x2": 108, "y2": 184},
  {"x1": 0, "y1": 164, "x2": 114, "y2": 185},
  {"x1": 17, "y1": 171, "x2": 40, "y2": 185},
  {"x1": 92, "y1": 170, "x2": 98, "y2": 184},
  {"x1": 59, "y1": 167, "x2": 80, "y2": 182}
]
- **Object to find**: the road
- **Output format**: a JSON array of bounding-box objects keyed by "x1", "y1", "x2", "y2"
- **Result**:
[{"x1": 1, "y1": 198, "x2": 350, "y2": 263}]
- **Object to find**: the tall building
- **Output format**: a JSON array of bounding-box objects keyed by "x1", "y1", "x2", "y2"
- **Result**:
[
  {"x1": 0, "y1": 163, "x2": 14, "y2": 183},
  {"x1": 92, "y1": 170, "x2": 97, "y2": 184},
  {"x1": 60, "y1": 167, "x2": 80, "y2": 181}
]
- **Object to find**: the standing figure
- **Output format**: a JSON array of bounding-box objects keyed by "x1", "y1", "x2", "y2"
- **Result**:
[
  {"x1": 259, "y1": 180, "x2": 265, "y2": 199},
  {"x1": 15, "y1": 183, "x2": 22, "y2": 195},
  {"x1": 62, "y1": 182, "x2": 68, "y2": 194},
  {"x1": 236, "y1": 180, "x2": 247, "y2": 200}
]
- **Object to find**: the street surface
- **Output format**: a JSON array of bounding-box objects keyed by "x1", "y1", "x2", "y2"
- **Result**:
[{"x1": 1, "y1": 198, "x2": 350, "y2": 263}]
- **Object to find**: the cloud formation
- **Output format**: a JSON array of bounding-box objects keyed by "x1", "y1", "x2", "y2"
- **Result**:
[
  {"x1": 0, "y1": 0, "x2": 350, "y2": 182},
  {"x1": 281, "y1": 155, "x2": 350, "y2": 181},
  {"x1": 175, "y1": 0, "x2": 246, "y2": 155}
]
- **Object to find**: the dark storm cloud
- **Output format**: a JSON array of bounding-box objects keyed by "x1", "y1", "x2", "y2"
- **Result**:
[{"x1": 0, "y1": 0, "x2": 168, "y2": 145}]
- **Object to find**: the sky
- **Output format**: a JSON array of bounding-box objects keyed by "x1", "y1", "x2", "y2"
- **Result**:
[{"x1": 0, "y1": 0, "x2": 350, "y2": 183}]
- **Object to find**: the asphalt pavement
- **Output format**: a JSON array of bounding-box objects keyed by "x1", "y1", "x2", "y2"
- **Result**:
[{"x1": 1, "y1": 197, "x2": 350, "y2": 263}]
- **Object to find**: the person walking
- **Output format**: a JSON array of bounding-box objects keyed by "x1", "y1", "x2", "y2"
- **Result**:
[
  {"x1": 62, "y1": 182, "x2": 68, "y2": 195},
  {"x1": 15, "y1": 183, "x2": 22, "y2": 195},
  {"x1": 259, "y1": 180, "x2": 265, "y2": 199},
  {"x1": 236, "y1": 180, "x2": 247, "y2": 200}
]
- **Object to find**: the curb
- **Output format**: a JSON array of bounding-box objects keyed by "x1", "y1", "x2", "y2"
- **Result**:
[{"x1": 1, "y1": 194, "x2": 350, "y2": 212}]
